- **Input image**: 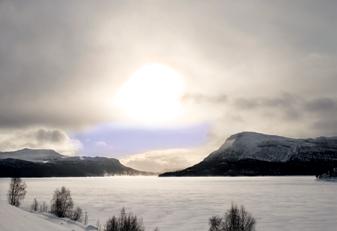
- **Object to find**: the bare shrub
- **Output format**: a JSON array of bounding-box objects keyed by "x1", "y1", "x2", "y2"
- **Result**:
[
  {"x1": 8, "y1": 178, "x2": 27, "y2": 207},
  {"x1": 39, "y1": 201, "x2": 48, "y2": 213},
  {"x1": 50, "y1": 186, "x2": 74, "y2": 218},
  {"x1": 209, "y1": 203, "x2": 256, "y2": 231},
  {"x1": 105, "y1": 208, "x2": 145, "y2": 231},
  {"x1": 71, "y1": 206, "x2": 83, "y2": 222},
  {"x1": 209, "y1": 216, "x2": 222, "y2": 231},
  {"x1": 31, "y1": 198, "x2": 39, "y2": 211},
  {"x1": 97, "y1": 219, "x2": 102, "y2": 231},
  {"x1": 84, "y1": 211, "x2": 88, "y2": 225}
]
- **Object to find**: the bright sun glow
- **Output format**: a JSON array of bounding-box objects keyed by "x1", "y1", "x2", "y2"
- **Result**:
[{"x1": 115, "y1": 63, "x2": 186, "y2": 125}]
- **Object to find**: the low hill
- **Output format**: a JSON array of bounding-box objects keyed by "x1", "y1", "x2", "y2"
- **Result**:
[{"x1": 0, "y1": 149, "x2": 152, "y2": 177}]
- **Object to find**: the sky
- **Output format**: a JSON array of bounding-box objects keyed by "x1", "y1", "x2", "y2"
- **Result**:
[{"x1": 0, "y1": 0, "x2": 337, "y2": 172}]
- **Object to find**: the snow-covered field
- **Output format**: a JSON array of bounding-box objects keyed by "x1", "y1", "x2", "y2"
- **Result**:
[
  {"x1": 0, "y1": 200, "x2": 91, "y2": 231},
  {"x1": 0, "y1": 176, "x2": 336, "y2": 231}
]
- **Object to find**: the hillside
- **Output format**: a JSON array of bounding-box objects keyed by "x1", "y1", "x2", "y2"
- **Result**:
[
  {"x1": 0, "y1": 201, "x2": 90, "y2": 231},
  {"x1": 160, "y1": 132, "x2": 337, "y2": 176},
  {"x1": 0, "y1": 149, "x2": 152, "y2": 177}
]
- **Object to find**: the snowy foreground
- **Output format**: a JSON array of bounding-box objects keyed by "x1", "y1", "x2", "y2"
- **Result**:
[
  {"x1": 1, "y1": 176, "x2": 337, "y2": 231},
  {"x1": 0, "y1": 201, "x2": 96, "y2": 231}
]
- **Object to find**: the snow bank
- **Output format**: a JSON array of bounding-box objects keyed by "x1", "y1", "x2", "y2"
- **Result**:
[{"x1": 0, "y1": 201, "x2": 94, "y2": 231}]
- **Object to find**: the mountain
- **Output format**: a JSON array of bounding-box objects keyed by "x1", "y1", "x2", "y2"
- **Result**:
[
  {"x1": 0, "y1": 148, "x2": 64, "y2": 162},
  {"x1": 0, "y1": 149, "x2": 152, "y2": 177},
  {"x1": 160, "y1": 132, "x2": 337, "y2": 176}
]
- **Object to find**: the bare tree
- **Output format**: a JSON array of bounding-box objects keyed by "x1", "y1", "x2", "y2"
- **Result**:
[
  {"x1": 8, "y1": 178, "x2": 27, "y2": 207},
  {"x1": 209, "y1": 203, "x2": 256, "y2": 231},
  {"x1": 31, "y1": 198, "x2": 39, "y2": 211},
  {"x1": 50, "y1": 186, "x2": 74, "y2": 218},
  {"x1": 39, "y1": 201, "x2": 48, "y2": 213}
]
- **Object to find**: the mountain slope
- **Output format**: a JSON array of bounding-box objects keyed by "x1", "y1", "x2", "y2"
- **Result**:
[
  {"x1": 160, "y1": 132, "x2": 337, "y2": 176},
  {"x1": 0, "y1": 149, "x2": 152, "y2": 177},
  {"x1": 0, "y1": 148, "x2": 64, "y2": 162}
]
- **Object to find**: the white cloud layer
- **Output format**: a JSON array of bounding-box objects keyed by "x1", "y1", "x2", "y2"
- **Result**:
[
  {"x1": 121, "y1": 145, "x2": 216, "y2": 173},
  {"x1": 0, "y1": 128, "x2": 81, "y2": 155}
]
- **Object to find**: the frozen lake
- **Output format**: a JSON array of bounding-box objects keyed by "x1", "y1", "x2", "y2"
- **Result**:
[{"x1": 0, "y1": 176, "x2": 336, "y2": 231}]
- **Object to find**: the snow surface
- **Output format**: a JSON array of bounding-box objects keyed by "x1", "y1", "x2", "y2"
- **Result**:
[
  {"x1": 1, "y1": 176, "x2": 337, "y2": 231},
  {"x1": 0, "y1": 200, "x2": 91, "y2": 231}
]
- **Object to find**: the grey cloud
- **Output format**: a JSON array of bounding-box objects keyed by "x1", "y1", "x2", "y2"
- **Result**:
[
  {"x1": 121, "y1": 147, "x2": 213, "y2": 173},
  {"x1": 1, "y1": 0, "x2": 337, "y2": 157},
  {"x1": 0, "y1": 128, "x2": 80, "y2": 155},
  {"x1": 304, "y1": 98, "x2": 337, "y2": 112},
  {"x1": 233, "y1": 94, "x2": 302, "y2": 120},
  {"x1": 213, "y1": 95, "x2": 337, "y2": 139},
  {"x1": 33, "y1": 129, "x2": 67, "y2": 144},
  {"x1": 234, "y1": 95, "x2": 337, "y2": 122},
  {"x1": 310, "y1": 118, "x2": 337, "y2": 137},
  {"x1": 0, "y1": 1, "x2": 125, "y2": 129},
  {"x1": 234, "y1": 94, "x2": 298, "y2": 109},
  {"x1": 182, "y1": 93, "x2": 227, "y2": 104}
]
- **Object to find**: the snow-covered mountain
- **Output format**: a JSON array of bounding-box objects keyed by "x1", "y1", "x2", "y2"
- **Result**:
[
  {"x1": 205, "y1": 132, "x2": 337, "y2": 162},
  {"x1": 0, "y1": 148, "x2": 64, "y2": 162},
  {"x1": 161, "y1": 132, "x2": 337, "y2": 176}
]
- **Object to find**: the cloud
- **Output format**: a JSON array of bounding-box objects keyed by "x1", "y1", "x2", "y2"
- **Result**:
[
  {"x1": 121, "y1": 146, "x2": 214, "y2": 173},
  {"x1": 0, "y1": 128, "x2": 81, "y2": 155},
  {"x1": 182, "y1": 93, "x2": 228, "y2": 104},
  {"x1": 232, "y1": 94, "x2": 302, "y2": 120},
  {"x1": 1, "y1": 0, "x2": 337, "y2": 160},
  {"x1": 216, "y1": 95, "x2": 337, "y2": 138},
  {"x1": 1, "y1": 0, "x2": 336, "y2": 131},
  {"x1": 304, "y1": 98, "x2": 337, "y2": 112}
]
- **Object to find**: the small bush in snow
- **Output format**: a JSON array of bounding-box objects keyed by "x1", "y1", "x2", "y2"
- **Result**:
[
  {"x1": 71, "y1": 206, "x2": 83, "y2": 222},
  {"x1": 105, "y1": 208, "x2": 145, "y2": 231},
  {"x1": 8, "y1": 178, "x2": 27, "y2": 207},
  {"x1": 50, "y1": 186, "x2": 74, "y2": 218},
  {"x1": 209, "y1": 203, "x2": 256, "y2": 231}
]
